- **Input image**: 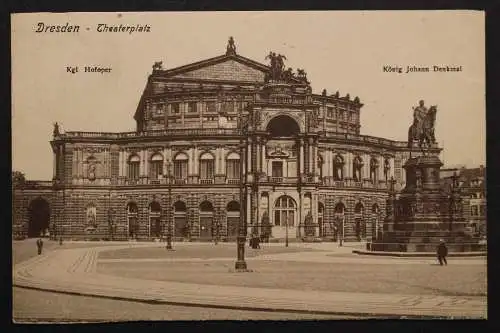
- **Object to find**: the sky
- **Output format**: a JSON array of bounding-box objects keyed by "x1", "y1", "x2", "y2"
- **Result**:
[{"x1": 11, "y1": 11, "x2": 485, "y2": 180}]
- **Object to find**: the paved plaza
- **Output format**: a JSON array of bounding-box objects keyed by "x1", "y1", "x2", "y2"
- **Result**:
[{"x1": 13, "y1": 239, "x2": 487, "y2": 322}]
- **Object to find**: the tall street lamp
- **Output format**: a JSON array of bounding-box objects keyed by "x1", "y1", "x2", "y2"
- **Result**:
[
  {"x1": 166, "y1": 161, "x2": 173, "y2": 250},
  {"x1": 285, "y1": 213, "x2": 289, "y2": 247},
  {"x1": 235, "y1": 109, "x2": 248, "y2": 271}
]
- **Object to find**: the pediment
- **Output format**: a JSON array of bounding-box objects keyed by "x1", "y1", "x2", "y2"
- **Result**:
[{"x1": 164, "y1": 55, "x2": 267, "y2": 83}]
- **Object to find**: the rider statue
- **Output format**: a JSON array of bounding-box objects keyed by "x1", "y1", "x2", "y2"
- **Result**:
[{"x1": 408, "y1": 99, "x2": 437, "y2": 150}]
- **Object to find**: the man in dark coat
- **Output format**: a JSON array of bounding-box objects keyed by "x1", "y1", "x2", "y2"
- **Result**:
[
  {"x1": 437, "y1": 239, "x2": 448, "y2": 266},
  {"x1": 36, "y1": 238, "x2": 44, "y2": 255}
]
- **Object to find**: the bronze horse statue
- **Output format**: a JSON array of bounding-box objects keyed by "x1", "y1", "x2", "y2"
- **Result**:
[{"x1": 408, "y1": 105, "x2": 437, "y2": 149}]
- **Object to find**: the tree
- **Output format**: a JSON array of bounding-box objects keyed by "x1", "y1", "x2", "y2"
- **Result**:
[{"x1": 12, "y1": 171, "x2": 26, "y2": 188}]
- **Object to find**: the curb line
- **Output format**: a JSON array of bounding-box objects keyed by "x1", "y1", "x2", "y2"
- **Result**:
[
  {"x1": 352, "y1": 250, "x2": 487, "y2": 258},
  {"x1": 13, "y1": 284, "x2": 474, "y2": 320}
]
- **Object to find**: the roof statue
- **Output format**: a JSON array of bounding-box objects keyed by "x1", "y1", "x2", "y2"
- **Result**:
[
  {"x1": 407, "y1": 99, "x2": 437, "y2": 150},
  {"x1": 226, "y1": 36, "x2": 237, "y2": 55},
  {"x1": 152, "y1": 61, "x2": 163, "y2": 71},
  {"x1": 53, "y1": 122, "x2": 60, "y2": 137}
]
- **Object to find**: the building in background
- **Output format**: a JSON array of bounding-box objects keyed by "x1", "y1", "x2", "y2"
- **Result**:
[
  {"x1": 12, "y1": 38, "x2": 442, "y2": 242},
  {"x1": 441, "y1": 165, "x2": 486, "y2": 237}
]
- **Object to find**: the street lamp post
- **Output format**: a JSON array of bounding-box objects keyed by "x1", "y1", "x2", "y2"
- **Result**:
[
  {"x1": 285, "y1": 210, "x2": 289, "y2": 247},
  {"x1": 235, "y1": 114, "x2": 248, "y2": 271},
  {"x1": 166, "y1": 161, "x2": 173, "y2": 250}
]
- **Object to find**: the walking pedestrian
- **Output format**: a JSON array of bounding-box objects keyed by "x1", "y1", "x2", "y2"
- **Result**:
[
  {"x1": 36, "y1": 238, "x2": 44, "y2": 255},
  {"x1": 437, "y1": 239, "x2": 448, "y2": 266}
]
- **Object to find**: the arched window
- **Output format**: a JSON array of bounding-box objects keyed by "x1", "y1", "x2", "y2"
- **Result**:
[
  {"x1": 372, "y1": 203, "x2": 381, "y2": 240},
  {"x1": 173, "y1": 201, "x2": 188, "y2": 238},
  {"x1": 149, "y1": 201, "x2": 161, "y2": 238},
  {"x1": 353, "y1": 156, "x2": 363, "y2": 182},
  {"x1": 199, "y1": 153, "x2": 215, "y2": 182},
  {"x1": 354, "y1": 202, "x2": 365, "y2": 240},
  {"x1": 150, "y1": 153, "x2": 164, "y2": 179},
  {"x1": 333, "y1": 155, "x2": 344, "y2": 181},
  {"x1": 127, "y1": 202, "x2": 138, "y2": 238},
  {"x1": 274, "y1": 196, "x2": 296, "y2": 227},
  {"x1": 318, "y1": 202, "x2": 325, "y2": 237},
  {"x1": 174, "y1": 153, "x2": 188, "y2": 181},
  {"x1": 226, "y1": 152, "x2": 240, "y2": 180},
  {"x1": 370, "y1": 158, "x2": 379, "y2": 184},
  {"x1": 384, "y1": 158, "x2": 391, "y2": 182},
  {"x1": 317, "y1": 156, "x2": 323, "y2": 180},
  {"x1": 128, "y1": 155, "x2": 140, "y2": 180},
  {"x1": 199, "y1": 201, "x2": 214, "y2": 239}
]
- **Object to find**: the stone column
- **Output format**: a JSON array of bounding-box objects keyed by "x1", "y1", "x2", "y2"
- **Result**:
[
  {"x1": 247, "y1": 138, "x2": 252, "y2": 174},
  {"x1": 363, "y1": 153, "x2": 370, "y2": 180},
  {"x1": 246, "y1": 188, "x2": 252, "y2": 229},
  {"x1": 139, "y1": 150, "x2": 144, "y2": 176},
  {"x1": 344, "y1": 152, "x2": 352, "y2": 178},
  {"x1": 299, "y1": 138, "x2": 304, "y2": 176},
  {"x1": 79, "y1": 150, "x2": 84, "y2": 178},
  {"x1": 261, "y1": 142, "x2": 266, "y2": 175},
  {"x1": 378, "y1": 156, "x2": 384, "y2": 184},
  {"x1": 188, "y1": 147, "x2": 194, "y2": 176},
  {"x1": 72, "y1": 149, "x2": 77, "y2": 180},
  {"x1": 194, "y1": 145, "x2": 199, "y2": 176},
  {"x1": 312, "y1": 139, "x2": 317, "y2": 177},
  {"x1": 52, "y1": 151, "x2": 57, "y2": 179},
  {"x1": 118, "y1": 150, "x2": 123, "y2": 177},
  {"x1": 390, "y1": 158, "x2": 395, "y2": 179},
  {"x1": 144, "y1": 150, "x2": 149, "y2": 178},
  {"x1": 308, "y1": 138, "x2": 313, "y2": 174},
  {"x1": 312, "y1": 193, "x2": 319, "y2": 237},
  {"x1": 124, "y1": 150, "x2": 129, "y2": 179},
  {"x1": 221, "y1": 147, "x2": 226, "y2": 175},
  {"x1": 298, "y1": 191, "x2": 304, "y2": 238}
]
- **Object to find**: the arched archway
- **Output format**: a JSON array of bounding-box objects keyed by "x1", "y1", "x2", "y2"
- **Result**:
[
  {"x1": 372, "y1": 203, "x2": 380, "y2": 240},
  {"x1": 266, "y1": 115, "x2": 300, "y2": 137},
  {"x1": 199, "y1": 201, "x2": 214, "y2": 239},
  {"x1": 354, "y1": 202, "x2": 365, "y2": 240},
  {"x1": 318, "y1": 202, "x2": 325, "y2": 237},
  {"x1": 273, "y1": 195, "x2": 296, "y2": 227},
  {"x1": 226, "y1": 201, "x2": 240, "y2": 239},
  {"x1": 173, "y1": 201, "x2": 188, "y2": 238},
  {"x1": 28, "y1": 198, "x2": 51, "y2": 237},
  {"x1": 149, "y1": 201, "x2": 161, "y2": 239},
  {"x1": 126, "y1": 202, "x2": 138, "y2": 238},
  {"x1": 332, "y1": 202, "x2": 346, "y2": 241}
]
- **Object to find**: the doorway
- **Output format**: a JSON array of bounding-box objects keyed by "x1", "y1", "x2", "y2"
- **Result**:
[{"x1": 28, "y1": 198, "x2": 51, "y2": 237}]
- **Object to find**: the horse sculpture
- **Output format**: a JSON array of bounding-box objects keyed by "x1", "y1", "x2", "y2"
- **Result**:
[{"x1": 408, "y1": 105, "x2": 437, "y2": 150}]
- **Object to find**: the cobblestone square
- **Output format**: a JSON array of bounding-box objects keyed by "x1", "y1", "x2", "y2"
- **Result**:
[{"x1": 13, "y1": 240, "x2": 487, "y2": 321}]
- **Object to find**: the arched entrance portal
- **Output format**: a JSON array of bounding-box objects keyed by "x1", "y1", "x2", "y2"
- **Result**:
[
  {"x1": 273, "y1": 195, "x2": 297, "y2": 239},
  {"x1": 371, "y1": 203, "x2": 380, "y2": 240},
  {"x1": 199, "y1": 201, "x2": 214, "y2": 239},
  {"x1": 127, "y1": 202, "x2": 138, "y2": 238},
  {"x1": 173, "y1": 201, "x2": 187, "y2": 238},
  {"x1": 333, "y1": 203, "x2": 346, "y2": 241},
  {"x1": 149, "y1": 201, "x2": 161, "y2": 239},
  {"x1": 266, "y1": 115, "x2": 300, "y2": 137},
  {"x1": 354, "y1": 202, "x2": 365, "y2": 241},
  {"x1": 226, "y1": 201, "x2": 240, "y2": 239},
  {"x1": 28, "y1": 198, "x2": 51, "y2": 237}
]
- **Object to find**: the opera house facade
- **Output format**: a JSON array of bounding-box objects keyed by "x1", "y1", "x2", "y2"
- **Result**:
[{"x1": 12, "y1": 38, "x2": 440, "y2": 242}]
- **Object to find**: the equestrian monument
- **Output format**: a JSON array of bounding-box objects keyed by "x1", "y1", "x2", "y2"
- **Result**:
[{"x1": 371, "y1": 100, "x2": 485, "y2": 253}]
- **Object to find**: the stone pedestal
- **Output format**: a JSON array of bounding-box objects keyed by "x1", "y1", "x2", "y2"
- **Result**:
[{"x1": 372, "y1": 155, "x2": 483, "y2": 253}]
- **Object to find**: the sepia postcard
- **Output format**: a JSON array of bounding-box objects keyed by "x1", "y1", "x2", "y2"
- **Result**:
[{"x1": 11, "y1": 11, "x2": 486, "y2": 322}]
